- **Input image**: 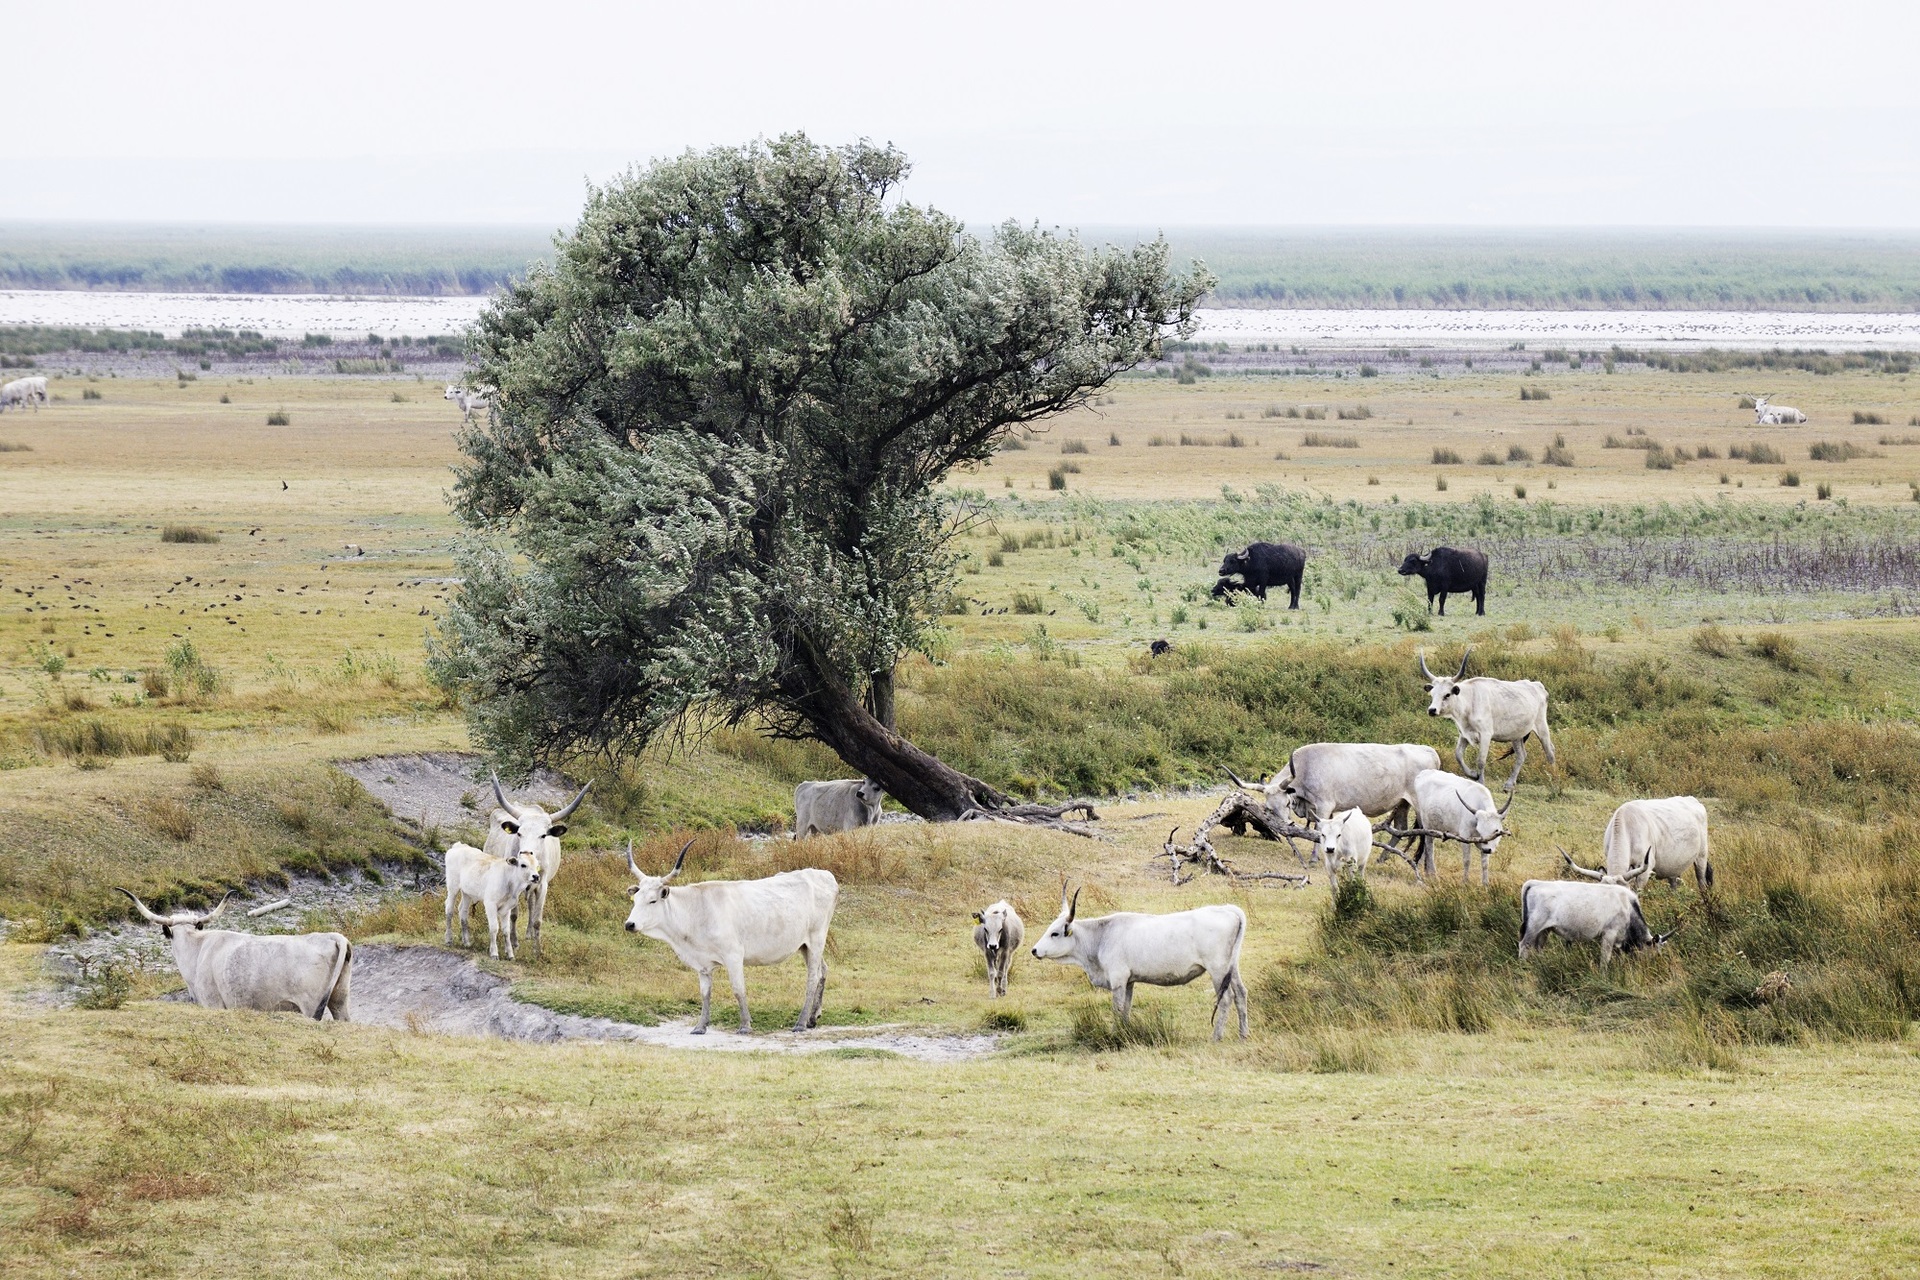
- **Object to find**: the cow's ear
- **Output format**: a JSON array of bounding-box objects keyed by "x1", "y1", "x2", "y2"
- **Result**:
[
  {"x1": 658, "y1": 885, "x2": 669, "y2": 898},
  {"x1": 499, "y1": 820, "x2": 518, "y2": 834},
  {"x1": 547, "y1": 824, "x2": 567, "y2": 838},
  {"x1": 627, "y1": 884, "x2": 639, "y2": 896},
  {"x1": 972, "y1": 912, "x2": 984, "y2": 923}
]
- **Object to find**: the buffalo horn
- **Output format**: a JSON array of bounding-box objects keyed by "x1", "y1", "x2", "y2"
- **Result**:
[
  {"x1": 663, "y1": 838, "x2": 694, "y2": 882},
  {"x1": 115, "y1": 887, "x2": 169, "y2": 924},
  {"x1": 551, "y1": 779, "x2": 592, "y2": 823}
]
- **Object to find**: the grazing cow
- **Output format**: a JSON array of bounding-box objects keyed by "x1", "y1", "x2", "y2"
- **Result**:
[
  {"x1": 1234, "y1": 742, "x2": 1442, "y2": 834},
  {"x1": 1562, "y1": 796, "x2": 1713, "y2": 894},
  {"x1": 1212, "y1": 540, "x2": 1308, "y2": 609},
  {"x1": 116, "y1": 889, "x2": 351, "y2": 1020},
  {"x1": 1752, "y1": 395, "x2": 1806, "y2": 425},
  {"x1": 1419, "y1": 648, "x2": 1555, "y2": 789},
  {"x1": 0, "y1": 380, "x2": 30, "y2": 413},
  {"x1": 23, "y1": 376, "x2": 47, "y2": 406},
  {"x1": 1317, "y1": 808, "x2": 1373, "y2": 891},
  {"x1": 485, "y1": 773, "x2": 591, "y2": 958},
  {"x1": 1397, "y1": 547, "x2": 1488, "y2": 616},
  {"x1": 1031, "y1": 886, "x2": 1248, "y2": 1039},
  {"x1": 972, "y1": 899, "x2": 1024, "y2": 997},
  {"x1": 1519, "y1": 878, "x2": 1673, "y2": 964},
  {"x1": 623, "y1": 840, "x2": 839, "y2": 1033},
  {"x1": 1149, "y1": 639, "x2": 1173, "y2": 658},
  {"x1": 793, "y1": 778, "x2": 884, "y2": 838},
  {"x1": 443, "y1": 384, "x2": 492, "y2": 423},
  {"x1": 444, "y1": 842, "x2": 541, "y2": 960},
  {"x1": 1410, "y1": 769, "x2": 1513, "y2": 885}
]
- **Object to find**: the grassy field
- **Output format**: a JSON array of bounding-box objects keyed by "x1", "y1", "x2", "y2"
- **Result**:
[{"x1": 3, "y1": 362, "x2": 1919, "y2": 1275}]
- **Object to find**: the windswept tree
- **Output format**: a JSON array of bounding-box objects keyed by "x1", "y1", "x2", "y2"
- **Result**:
[{"x1": 431, "y1": 135, "x2": 1210, "y2": 822}]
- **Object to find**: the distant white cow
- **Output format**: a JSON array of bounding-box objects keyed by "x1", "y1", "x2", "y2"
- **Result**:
[
  {"x1": 0, "y1": 380, "x2": 30, "y2": 413},
  {"x1": 623, "y1": 839, "x2": 840, "y2": 1033},
  {"x1": 22, "y1": 376, "x2": 47, "y2": 407},
  {"x1": 444, "y1": 842, "x2": 541, "y2": 959},
  {"x1": 1562, "y1": 796, "x2": 1713, "y2": 894},
  {"x1": 1419, "y1": 648, "x2": 1556, "y2": 790},
  {"x1": 1519, "y1": 877, "x2": 1674, "y2": 964},
  {"x1": 116, "y1": 889, "x2": 351, "y2": 1020},
  {"x1": 1752, "y1": 395, "x2": 1806, "y2": 425},
  {"x1": 793, "y1": 778, "x2": 884, "y2": 838},
  {"x1": 1317, "y1": 808, "x2": 1374, "y2": 891},
  {"x1": 972, "y1": 899, "x2": 1024, "y2": 997},
  {"x1": 485, "y1": 773, "x2": 591, "y2": 958},
  {"x1": 1031, "y1": 885, "x2": 1248, "y2": 1040},
  {"x1": 444, "y1": 384, "x2": 492, "y2": 423},
  {"x1": 1410, "y1": 769, "x2": 1514, "y2": 885}
]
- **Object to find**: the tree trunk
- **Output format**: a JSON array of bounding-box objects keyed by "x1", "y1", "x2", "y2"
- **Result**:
[
  {"x1": 780, "y1": 657, "x2": 1098, "y2": 832},
  {"x1": 864, "y1": 666, "x2": 896, "y2": 730}
]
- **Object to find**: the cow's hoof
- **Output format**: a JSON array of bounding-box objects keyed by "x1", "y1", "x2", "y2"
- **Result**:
[{"x1": 691, "y1": 1026, "x2": 708, "y2": 1036}]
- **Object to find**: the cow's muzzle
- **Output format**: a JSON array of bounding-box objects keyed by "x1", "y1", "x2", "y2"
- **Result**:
[
  {"x1": 1428, "y1": 708, "x2": 1439, "y2": 716},
  {"x1": 624, "y1": 921, "x2": 637, "y2": 932}
]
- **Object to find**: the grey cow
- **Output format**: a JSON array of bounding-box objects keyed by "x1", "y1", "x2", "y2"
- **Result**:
[
  {"x1": 117, "y1": 889, "x2": 352, "y2": 1020},
  {"x1": 972, "y1": 899, "x2": 1024, "y2": 997},
  {"x1": 793, "y1": 778, "x2": 884, "y2": 838},
  {"x1": 1031, "y1": 885, "x2": 1249, "y2": 1040},
  {"x1": 1518, "y1": 877, "x2": 1674, "y2": 964}
]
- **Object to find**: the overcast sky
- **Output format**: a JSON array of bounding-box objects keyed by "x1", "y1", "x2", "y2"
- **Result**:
[{"x1": 10, "y1": 0, "x2": 1917, "y2": 229}]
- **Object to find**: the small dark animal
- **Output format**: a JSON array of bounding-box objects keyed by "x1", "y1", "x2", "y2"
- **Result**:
[
  {"x1": 1397, "y1": 546, "x2": 1488, "y2": 616},
  {"x1": 1211, "y1": 541, "x2": 1307, "y2": 609},
  {"x1": 1149, "y1": 639, "x2": 1172, "y2": 657}
]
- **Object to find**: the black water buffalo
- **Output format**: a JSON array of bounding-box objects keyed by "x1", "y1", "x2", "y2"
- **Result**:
[
  {"x1": 1212, "y1": 541, "x2": 1307, "y2": 609},
  {"x1": 1397, "y1": 547, "x2": 1488, "y2": 616}
]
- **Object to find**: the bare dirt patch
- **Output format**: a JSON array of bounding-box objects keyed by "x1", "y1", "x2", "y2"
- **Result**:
[{"x1": 339, "y1": 752, "x2": 578, "y2": 837}]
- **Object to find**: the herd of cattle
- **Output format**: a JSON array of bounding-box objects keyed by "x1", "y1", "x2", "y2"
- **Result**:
[{"x1": 113, "y1": 645, "x2": 1712, "y2": 1041}]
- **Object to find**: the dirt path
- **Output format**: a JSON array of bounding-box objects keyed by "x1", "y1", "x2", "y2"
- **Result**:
[
  {"x1": 340, "y1": 752, "x2": 578, "y2": 836},
  {"x1": 349, "y1": 944, "x2": 999, "y2": 1061}
]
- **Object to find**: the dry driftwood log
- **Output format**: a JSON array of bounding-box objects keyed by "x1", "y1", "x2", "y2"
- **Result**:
[{"x1": 960, "y1": 798, "x2": 1101, "y2": 838}]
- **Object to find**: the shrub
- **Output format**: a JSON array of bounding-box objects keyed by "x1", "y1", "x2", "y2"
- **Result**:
[
  {"x1": 1069, "y1": 1003, "x2": 1184, "y2": 1050},
  {"x1": 1519, "y1": 386, "x2": 1551, "y2": 401},
  {"x1": 1809, "y1": 441, "x2": 1876, "y2": 462},
  {"x1": 1301, "y1": 433, "x2": 1359, "y2": 448},
  {"x1": 1513, "y1": 484, "x2": 1527, "y2": 499},
  {"x1": 1302, "y1": 407, "x2": 1326, "y2": 421},
  {"x1": 1047, "y1": 467, "x2": 1068, "y2": 490},
  {"x1": 1357, "y1": 364, "x2": 1378, "y2": 378},
  {"x1": 1060, "y1": 439, "x2": 1089, "y2": 454},
  {"x1": 33, "y1": 719, "x2": 195, "y2": 761},
  {"x1": 266, "y1": 410, "x2": 290, "y2": 426},
  {"x1": 1852, "y1": 411, "x2": 1887, "y2": 425},
  {"x1": 1694, "y1": 444, "x2": 1720, "y2": 459},
  {"x1": 0, "y1": 440, "x2": 31, "y2": 451},
  {"x1": 160, "y1": 524, "x2": 219, "y2": 543},
  {"x1": 1692, "y1": 623, "x2": 1734, "y2": 657},
  {"x1": 1542, "y1": 440, "x2": 1575, "y2": 467},
  {"x1": 1878, "y1": 434, "x2": 1920, "y2": 446},
  {"x1": 146, "y1": 798, "x2": 197, "y2": 842},
  {"x1": 1431, "y1": 447, "x2": 1462, "y2": 465},
  {"x1": 1336, "y1": 405, "x2": 1373, "y2": 420},
  {"x1": 1108, "y1": 431, "x2": 1120, "y2": 446},
  {"x1": 1644, "y1": 448, "x2": 1675, "y2": 470},
  {"x1": 73, "y1": 963, "x2": 132, "y2": 1010},
  {"x1": 1476, "y1": 451, "x2": 1502, "y2": 466},
  {"x1": 1011, "y1": 592, "x2": 1045, "y2": 615},
  {"x1": 1506, "y1": 444, "x2": 1533, "y2": 462},
  {"x1": 82, "y1": 387, "x2": 103, "y2": 400},
  {"x1": 1781, "y1": 470, "x2": 1801, "y2": 487},
  {"x1": 1750, "y1": 631, "x2": 1800, "y2": 669},
  {"x1": 999, "y1": 436, "x2": 1028, "y2": 451},
  {"x1": 1434, "y1": 474, "x2": 1449, "y2": 491},
  {"x1": 1816, "y1": 481, "x2": 1833, "y2": 500},
  {"x1": 1730, "y1": 442, "x2": 1785, "y2": 464}
]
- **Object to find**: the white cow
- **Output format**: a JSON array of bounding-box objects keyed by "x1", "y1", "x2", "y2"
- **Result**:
[
  {"x1": 485, "y1": 773, "x2": 591, "y2": 958},
  {"x1": 1562, "y1": 796, "x2": 1713, "y2": 894},
  {"x1": 1519, "y1": 877, "x2": 1673, "y2": 964},
  {"x1": 116, "y1": 889, "x2": 351, "y2": 1020},
  {"x1": 793, "y1": 778, "x2": 884, "y2": 838},
  {"x1": 1317, "y1": 808, "x2": 1373, "y2": 892},
  {"x1": 1229, "y1": 742, "x2": 1441, "y2": 834},
  {"x1": 444, "y1": 384, "x2": 491, "y2": 423},
  {"x1": 0, "y1": 380, "x2": 30, "y2": 413},
  {"x1": 972, "y1": 899, "x2": 1024, "y2": 997},
  {"x1": 1411, "y1": 769, "x2": 1514, "y2": 885},
  {"x1": 1030, "y1": 886, "x2": 1248, "y2": 1040},
  {"x1": 1419, "y1": 648, "x2": 1555, "y2": 790},
  {"x1": 623, "y1": 839, "x2": 840, "y2": 1034},
  {"x1": 22, "y1": 376, "x2": 47, "y2": 407},
  {"x1": 444, "y1": 842, "x2": 541, "y2": 959},
  {"x1": 1752, "y1": 395, "x2": 1806, "y2": 425}
]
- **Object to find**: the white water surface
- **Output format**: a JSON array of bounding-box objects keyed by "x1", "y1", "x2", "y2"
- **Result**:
[{"x1": 3, "y1": 289, "x2": 1918, "y2": 350}]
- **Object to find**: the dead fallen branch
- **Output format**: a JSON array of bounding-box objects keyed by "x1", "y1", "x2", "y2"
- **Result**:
[
  {"x1": 1161, "y1": 824, "x2": 1310, "y2": 888},
  {"x1": 961, "y1": 798, "x2": 1102, "y2": 838}
]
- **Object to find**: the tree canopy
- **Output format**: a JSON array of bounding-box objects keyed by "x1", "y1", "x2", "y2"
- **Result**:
[{"x1": 431, "y1": 134, "x2": 1211, "y2": 819}]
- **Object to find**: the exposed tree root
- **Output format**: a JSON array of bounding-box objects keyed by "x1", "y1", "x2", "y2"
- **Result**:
[{"x1": 961, "y1": 798, "x2": 1102, "y2": 838}]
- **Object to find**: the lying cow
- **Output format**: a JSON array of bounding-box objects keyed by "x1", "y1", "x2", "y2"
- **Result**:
[
  {"x1": 1410, "y1": 769, "x2": 1513, "y2": 885},
  {"x1": 1317, "y1": 808, "x2": 1373, "y2": 891},
  {"x1": 1419, "y1": 647, "x2": 1555, "y2": 790},
  {"x1": 624, "y1": 840, "x2": 839, "y2": 1034},
  {"x1": 1562, "y1": 796, "x2": 1712, "y2": 895},
  {"x1": 1031, "y1": 885, "x2": 1248, "y2": 1040},
  {"x1": 793, "y1": 778, "x2": 884, "y2": 838},
  {"x1": 1752, "y1": 395, "x2": 1806, "y2": 425},
  {"x1": 444, "y1": 842, "x2": 541, "y2": 959},
  {"x1": 972, "y1": 899, "x2": 1024, "y2": 997},
  {"x1": 485, "y1": 773, "x2": 590, "y2": 958},
  {"x1": 116, "y1": 889, "x2": 351, "y2": 1020},
  {"x1": 1519, "y1": 877, "x2": 1674, "y2": 964}
]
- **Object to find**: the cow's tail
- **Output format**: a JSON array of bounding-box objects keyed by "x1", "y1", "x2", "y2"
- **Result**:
[
  {"x1": 1518, "y1": 882, "x2": 1535, "y2": 956},
  {"x1": 315, "y1": 938, "x2": 352, "y2": 1021},
  {"x1": 1701, "y1": 860, "x2": 1715, "y2": 890}
]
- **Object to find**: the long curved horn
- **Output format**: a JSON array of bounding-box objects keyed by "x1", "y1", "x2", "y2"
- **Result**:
[
  {"x1": 115, "y1": 887, "x2": 168, "y2": 924},
  {"x1": 198, "y1": 892, "x2": 234, "y2": 924},
  {"x1": 1222, "y1": 765, "x2": 1258, "y2": 792},
  {"x1": 1559, "y1": 846, "x2": 1605, "y2": 880},
  {"x1": 1623, "y1": 856, "x2": 1651, "y2": 883},
  {"x1": 551, "y1": 779, "x2": 592, "y2": 823},
  {"x1": 1497, "y1": 788, "x2": 1516, "y2": 817},
  {"x1": 1066, "y1": 887, "x2": 1080, "y2": 925},
  {"x1": 626, "y1": 839, "x2": 640, "y2": 876},
  {"x1": 1418, "y1": 649, "x2": 1434, "y2": 680},
  {"x1": 490, "y1": 771, "x2": 521, "y2": 816},
  {"x1": 1455, "y1": 646, "x2": 1472, "y2": 680},
  {"x1": 663, "y1": 838, "x2": 694, "y2": 882}
]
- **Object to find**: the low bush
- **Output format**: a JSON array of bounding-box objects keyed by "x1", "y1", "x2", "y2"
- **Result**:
[
  {"x1": 1431, "y1": 447, "x2": 1462, "y2": 465},
  {"x1": 1060, "y1": 439, "x2": 1089, "y2": 454},
  {"x1": 1506, "y1": 444, "x2": 1533, "y2": 462},
  {"x1": 1852, "y1": 411, "x2": 1887, "y2": 425},
  {"x1": 1301, "y1": 433, "x2": 1358, "y2": 448},
  {"x1": 1476, "y1": 451, "x2": 1502, "y2": 466},
  {"x1": 265, "y1": 411, "x2": 290, "y2": 426},
  {"x1": 160, "y1": 525, "x2": 219, "y2": 544},
  {"x1": 1519, "y1": 386, "x2": 1551, "y2": 401},
  {"x1": 1809, "y1": 440, "x2": 1877, "y2": 462},
  {"x1": 1047, "y1": 467, "x2": 1068, "y2": 490},
  {"x1": 1730, "y1": 441, "x2": 1785, "y2": 464}
]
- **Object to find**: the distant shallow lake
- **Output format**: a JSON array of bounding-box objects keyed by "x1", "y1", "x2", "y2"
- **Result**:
[{"x1": 2, "y1": 290, "x2": 1918, "y2": 350}]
